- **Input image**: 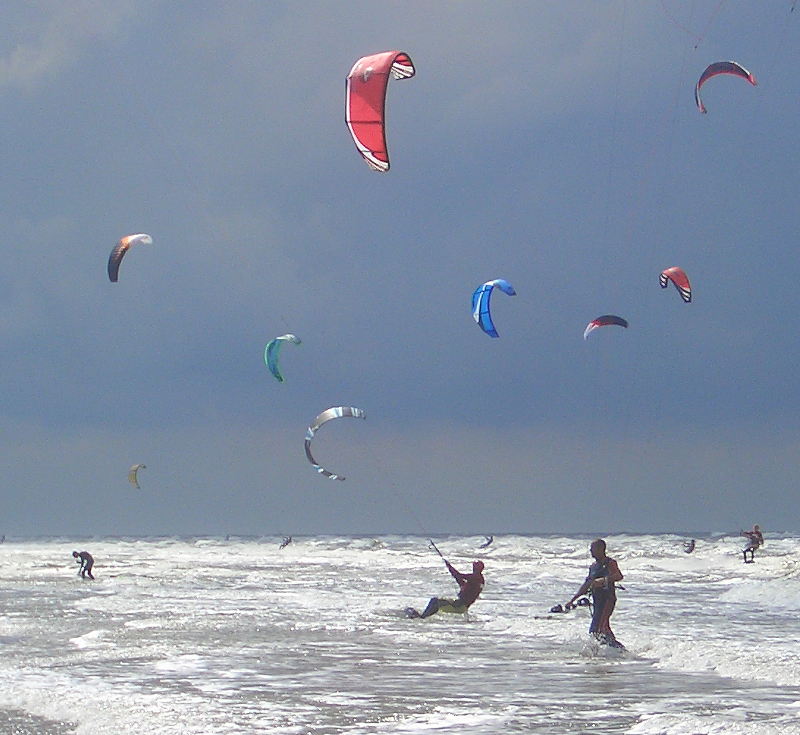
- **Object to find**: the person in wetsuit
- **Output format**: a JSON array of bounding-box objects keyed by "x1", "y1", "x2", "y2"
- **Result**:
[
  {"x1": 566, "y1": 539, "x2": 623, "y2": 646},
  {"x1": 741, "y1": 525, "x2": 763, "y2": 563},
  {"x1": 72, "y1": 550, "x2": 95, "y2": 580},
  {"x1": 417, "y1": 560, "x2": 485, "y2": 618}
]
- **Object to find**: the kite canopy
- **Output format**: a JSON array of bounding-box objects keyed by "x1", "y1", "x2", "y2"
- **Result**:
[
  {"x1": 695, "y1": 61, "x2": 756, "y2": 114},
  {"x1": 346, "y1": 51, "x2": 415, "y2": 171},
  {"x1": 108, "y1": 233, "x2": 153, "y2": 282},
  {"x1": 265, "y1": 334, "x2": 301, "y2": 382},
  {"x1": 583, "y1": 315, "x2": 629, "y2": 340},
  {"x1": 128, "y1": 463, "x2": 146, "y2": 489},
  {"x1": 304, "y1": 407, "x2": 366, "y2": 481},
  {"x1": 660, "y1": 266, "x2": 692, "y2": 303},
  {"x1": 472, "y1": 279, "x2": 517, "y2": 338}
]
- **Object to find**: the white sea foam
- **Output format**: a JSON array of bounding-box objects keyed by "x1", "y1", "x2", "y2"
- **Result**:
[{"x1": 0, "y1": 535, "x2": 799, "y2": 733}]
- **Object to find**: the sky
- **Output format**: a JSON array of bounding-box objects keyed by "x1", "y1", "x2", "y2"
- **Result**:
[{"x1": 0, "y1": 0, "x2": 799, "y2": 537}]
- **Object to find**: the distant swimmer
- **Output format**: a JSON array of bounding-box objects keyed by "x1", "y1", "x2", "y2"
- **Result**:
[
  {"x1": 479, "y1": 535, "x2": 493, "y2": 549},
  {"x1": 72, "y1": 550, "x2": 94, "y2": 580},
  {"x1": 566, "y1": 539, "x2": 624, "y2": 648},
  {"x1": 684, "y1": 539, "x2": 696, "y2": 554},
  {"x1": 741, "y1": 525, "x2": 763, "y2": 563},
  {"x1": 280, "y1": 536, "x2": 292, "y2": 549},
  {"x1": 407, "y1": 559, "x2": 485, "y2": 619}
]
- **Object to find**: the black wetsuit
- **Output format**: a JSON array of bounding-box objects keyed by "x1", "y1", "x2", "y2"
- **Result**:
[
  {"x1": 587, "y1": 558, "x2": 616, "y2": 635},
  {"x1": 75, "y1": 551, "x2": 94, "y2": 580}
]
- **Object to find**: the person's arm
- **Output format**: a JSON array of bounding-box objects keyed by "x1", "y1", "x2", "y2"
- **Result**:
[
  {"x1": 445, "y1": 560, "x2": 466, "y2": 585},
  {"x1": 567, "y1": 576, "x2": 592, "y2": 606},
  {"x1": 605, "y1": 559, "x2": 623, "y2": 584}
]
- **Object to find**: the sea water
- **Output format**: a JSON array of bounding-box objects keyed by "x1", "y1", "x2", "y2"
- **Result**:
[{"x1": 0, "y1": 534, "x2": 799, "y2": 734}]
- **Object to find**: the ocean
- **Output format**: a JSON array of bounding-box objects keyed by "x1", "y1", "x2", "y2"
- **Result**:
[{"x1": 0, "y1": 534, "x2": 798, "y2": 734}]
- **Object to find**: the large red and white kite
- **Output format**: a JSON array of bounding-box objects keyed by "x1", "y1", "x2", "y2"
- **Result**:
[{"x1": 346, "y1": 51, "x2": 415, "y2": 171}]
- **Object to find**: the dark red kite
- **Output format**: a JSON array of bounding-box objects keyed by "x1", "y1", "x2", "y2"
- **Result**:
[
  {"x1": 346, "y1": 51, "x2": 415, "y2": 171},
  {"x1": 695, "y1": 61, "x2": 756, "y2": 114},
  {"x1": 584, "y1": 315, "x2": 629, "y2": 340},
  {"x1": 660, "y1": 267, "x2": 692, "y2": 303}
]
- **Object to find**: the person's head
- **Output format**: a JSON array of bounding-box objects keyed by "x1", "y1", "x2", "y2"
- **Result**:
[
  {"x1": 754, "y1": 525, "x2": 760, "y2": 532},
  {"x1": 590, "y1": 539, "x2": 607, "y2": 561},
  {"x1": 72, "y1": 551, "x2": 79, "y2": 558},
  {"x1": 472, "y1": 560, "x2": 484, "y2": 574}
]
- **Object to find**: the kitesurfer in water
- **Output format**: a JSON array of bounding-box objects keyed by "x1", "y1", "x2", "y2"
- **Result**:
[
  {"x1": 566, "y1": 539, "x2": 623, "y2": 647},
  {"x1": 72, "y1": 550, "x2": 95, "y2": 580},
  {"x1": 409, "y1": 560, "x2": 485, "y2": 618},
  {"x1": 741, "y1": 525, "x2": 763, "y2": 563},
  {"x1": 683, "y1": 539, "x2": 696, "y2": 554},
  {"x1": 280, "y1": 536, "x2": 292, "y2": 549},
  {"x1": 479, "y1": 535, "x2": 493, "y2": 549}
]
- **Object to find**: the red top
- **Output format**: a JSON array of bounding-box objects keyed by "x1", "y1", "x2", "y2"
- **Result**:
[{"x1": 446, "y1": 561, "x2": 484, "y2": 607}]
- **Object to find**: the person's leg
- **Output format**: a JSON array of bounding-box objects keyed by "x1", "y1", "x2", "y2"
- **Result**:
[
  {"x1": 420, "y1": 597, "x2": 440, "y2": 618},
  {"x1": 589, "y1": 598, "x2": 604, "y2": 635},
  {"x1": 437, "y1": 600, "x2": 468, "y2": 614},
  {"x1": 596, "y1": 598, "x2": 616, "y2": 637},
  {"x1": 590, "y1": 598, "x2": 616, "y2": 638}
]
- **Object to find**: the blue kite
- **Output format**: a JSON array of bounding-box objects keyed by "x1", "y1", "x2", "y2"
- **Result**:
[{"x1": 472, "y1": 279, "x2": 516, "y2": 338}]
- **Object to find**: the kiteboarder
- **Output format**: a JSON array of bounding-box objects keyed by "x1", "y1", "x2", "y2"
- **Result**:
[
  {"x1": 741, "y1": 525, "x2": 763, "y2": 563},
  {"x1": 479, "y1": 535, "x2": 493, "y2": 549},
  {"x1": 280, "y1": 536, "x2": 292, "y2": 549},
  {"x1": 72, "y1": 550, "x2": 95, "y2": 580},
  {"x1": 566, "y1": 539, "x2": 624, "y2": 647},
  {"x1": 408, "y1": 559, "x2": 485, "y2": 619},
  {"x1": 683, "y1": 539, "x2": 696, "y2": 554}
]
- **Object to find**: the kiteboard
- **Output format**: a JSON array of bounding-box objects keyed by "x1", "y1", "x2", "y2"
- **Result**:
[{"x1": 594, "y1": 633, "x2": 626, "y2": 651}]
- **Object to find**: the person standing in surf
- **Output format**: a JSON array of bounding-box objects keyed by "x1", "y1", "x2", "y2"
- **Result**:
[
  {"x1": 410, "y1": 559, "x2": 485, "y2": 618},
  {"x1": 566, "y1": 539, "x2": 623, "y2": 646},
  {"x1": 741, "y1": 525, "x2": 763, "y2": 563},
  {"x1": 72, "y1": 550, "x2": 95, "y2": 580}
]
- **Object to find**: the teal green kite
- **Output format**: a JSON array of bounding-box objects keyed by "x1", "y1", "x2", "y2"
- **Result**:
[{"x1": 265, "y1": 334, "x2": 301, "y2": 382}]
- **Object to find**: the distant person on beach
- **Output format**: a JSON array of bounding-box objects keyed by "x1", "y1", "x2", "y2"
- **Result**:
[
  {"x1": 741, "y1": 525, "x2": 763, "y2": 563},
  {"x1": 409, "y1": 560, "x2": 485, "y2": 618},
  {"x1": 72, "y1": 550, "x2": 95, "y2": 580},
  {"x1": 566, "y1": 539, "x2": 624, "y2": 647}
]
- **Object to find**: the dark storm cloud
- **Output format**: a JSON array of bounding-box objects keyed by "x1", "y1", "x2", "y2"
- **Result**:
[{"x1": 0, "y1": 2, "x2": 798, "y2": 535}]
